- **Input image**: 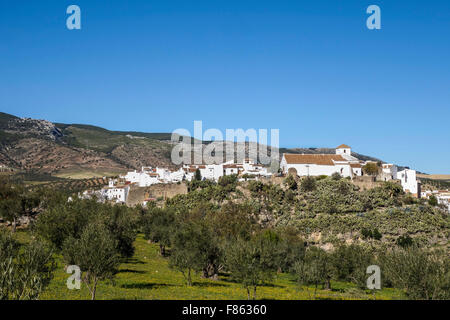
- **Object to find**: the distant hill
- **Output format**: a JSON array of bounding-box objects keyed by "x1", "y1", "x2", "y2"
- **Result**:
[
  {"x1": 0, "y1": 111, "x2": 403, "y2": 179},
  {"x1": 0, "y1": 112, "x2": 174, "y2": 178}
]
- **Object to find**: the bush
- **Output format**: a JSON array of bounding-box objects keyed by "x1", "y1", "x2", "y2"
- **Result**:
[
  {"x1": 331, "y1": 172, "x2": 342, "y2": 181},
  {"x1": 428, "y1": 195, "x2": 438, "y2": 207},
  {"x1": 361, "y1": 228, "x2": 382, "y2": 240},
  {"x1": 396, "y1": 235, "x2": 414, "y2": 248},
  {"x1": 372, "y1": 228, "x2": 382, "y2": 240},
  {"x1": 361, "y1": 228, "x2": 372, "y2": 239},
  {"x1": 300, "y1": 176, "x2": 316, "y2": 192},
  {"x1": 218, "y1": 174, "x2": 238, "y2": 188},
  {"x1": 283, "y1": 175, "x2": 298, "y2": 191}
]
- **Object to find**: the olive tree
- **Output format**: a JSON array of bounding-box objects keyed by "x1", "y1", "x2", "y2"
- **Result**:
[
  {"x1": 380, "y1": 247, "x2": 449, "y2": 300},
  {"x1": 142, "y1": 207, "x2": 175, "y2": 256},
  {"x1": 293, "y1": 246, "x2": 333, "y2": 297},
  {"x1": 0, "y1": 229, "x2": 55, "y2": 300},
  {"x1": 224, "y1": 234, "x2": 278, "y2": 300},
  {"x1": 62, "y1": 223, "x2": 120, "y2": 300}
]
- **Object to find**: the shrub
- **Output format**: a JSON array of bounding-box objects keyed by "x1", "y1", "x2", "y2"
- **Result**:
[
  {"x1": 428, "y1": 195, "x2": 438, "y2": 207},
  {"x1": 396, "y1": 234, "x2": 414, "y2": 248},
  {"x1": 283, "y1": 175, "x2": 298, "y2": 191},
  {"x1": 331, "y1": 172, "x2": 342, "y2": 181},
  {"x1": 218, "y1": 174, "x2": 238, "y2": 188},
  {"x1": 300, "y1": 176, "x2": 316, "y2": 192},
  {"x1": 372, "y1": 228, "x2": 382, "y2": 240}
]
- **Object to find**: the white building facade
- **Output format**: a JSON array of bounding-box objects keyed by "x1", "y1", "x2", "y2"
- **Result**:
[
  {"x1": 280, "y1": 145, "x2": 362, "y2": 178},
  {"x1": 101, "y1": 179, "x2": 130, "y2": 203},
  {"x1": 394, "y1": 169, "x2": 419, "y2": 196}
]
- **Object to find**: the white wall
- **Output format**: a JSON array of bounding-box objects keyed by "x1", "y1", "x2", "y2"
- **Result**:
[
  {"x1": 336, "y1": 148, "x2": 351, "y2": 156},
  {"x1": 352, "y1": 168, "x2": 362, "y2": 176},
  {"x1": 395, "y1": 169, "x2": 418, "y2": 194},
  {"x1": 282, "y1": 163, "x2": 352, "y2": 177}
]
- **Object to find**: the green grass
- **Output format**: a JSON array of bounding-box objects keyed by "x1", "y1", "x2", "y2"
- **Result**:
[{"x1": 34, "y1": 234, "x2": 405, "y2": 300}]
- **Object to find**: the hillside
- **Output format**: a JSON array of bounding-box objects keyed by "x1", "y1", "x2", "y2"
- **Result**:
[
  {"x1": 0, "y1": 112, "x2": 174, "y2": 177},
  {"x1": 0, "y1": 111, "x2": 402, "y2": 179}
]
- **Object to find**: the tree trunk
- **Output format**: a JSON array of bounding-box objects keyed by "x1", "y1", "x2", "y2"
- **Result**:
[
  {"x1": 324, "y1": 278, "x2": 331, "y2": 291},
  {"x1": 246, "y1": 287, "x2": 250, "y2": 300},
  {"x1": 12, "y1": 217, "x2": 16, "y2": 233},
  {"x1": 159, "y1": 244, "x2": 165, "y2": 256},
  {"x1": 91, "y1": 278, "x2": 98, "y2": 300},
  {"x1": 253, "y1": 286, "x2": 257, "y2": 300},
  {"x1": 202, "y1": 263, "x2": 218, "y2": 280},
  {"x1": 187, "y1": 269, "x2": 192, "y2": 286}
]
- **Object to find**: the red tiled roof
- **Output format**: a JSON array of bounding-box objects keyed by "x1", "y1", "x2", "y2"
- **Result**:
[
  {"x1": 283, "y1": 154, "x2": 346, "y2": 166},
  {"x1": 337, "y1": 144, "x2": 351, "y2": 149}
]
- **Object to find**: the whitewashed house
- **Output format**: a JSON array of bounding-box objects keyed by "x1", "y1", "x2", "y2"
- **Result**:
[
  {"x1": 183, "y1": 163, "x2": 225, "y2": 181},
  {"x1": 394, "y1": 169, "x2": 419, "y2": 196},
  {"x1": 223, "y1": 163, "x2": 241, "y2": 176},
  {"x1": 381, "y1": 163, "x2": 398, "y2": 181},
  {"x1": 101, "y1": 179, "x2": 130, "y2": 203},
  {"x1": 350, "y1": 163, "x2": 363, "y2": 176},
  {"x1": 182, "y1": 159, "x2": 270, "y2": 182},
  {"x1": 123, "y1": 170, "x2": 158, "y2": 187},
  {"x1": 437, "y1": 192, "x2": 450, "y2": 212}
]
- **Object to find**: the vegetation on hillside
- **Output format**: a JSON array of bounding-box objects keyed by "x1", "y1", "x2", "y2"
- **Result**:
[{"x1": 0, "y1": 173, "x2": 448, "y2": 300}]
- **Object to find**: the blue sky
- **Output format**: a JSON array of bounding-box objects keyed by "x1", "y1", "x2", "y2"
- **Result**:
[{"x1": 0, "y1": 0, "x2": 449, "y2": 173}]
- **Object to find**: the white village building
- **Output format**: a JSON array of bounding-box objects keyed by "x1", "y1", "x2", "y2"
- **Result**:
[
  {"x1": 394, "y1": 169, "x2": 419, "y2": 196},
  {"x1": 436, "y1": 192, "x2": 450, "y2": 213},
  {"x1": 100, "y1": 179, "x2": 130, "y2": 203},
  {"x1": 420, "y1": 190, "x2": 450, "y2": 212},
  {"x1": 381, "y1": 163, "x2": 398, "y2": 181},
  {"x1": 182, "y1": 159, "x2": 272, "y2": 182},
  {"x1": 122, "y1": 166, "x2": 187, "y2": 187},
  {"x1": 281, "y1": 144, "x2": 420, "y2": 197},
  {"x1": 280, "y1": 145, "x2": 362, "y2": 178}
]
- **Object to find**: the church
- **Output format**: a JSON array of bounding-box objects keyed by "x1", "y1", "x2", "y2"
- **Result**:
[{"x1": 280, "y1": 144, "x2": 363, "y2": 178}]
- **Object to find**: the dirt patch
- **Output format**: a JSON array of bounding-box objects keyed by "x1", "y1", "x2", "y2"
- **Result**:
[{"x1": 127, "y1": 183, "x2": 188, "y2": 207}]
